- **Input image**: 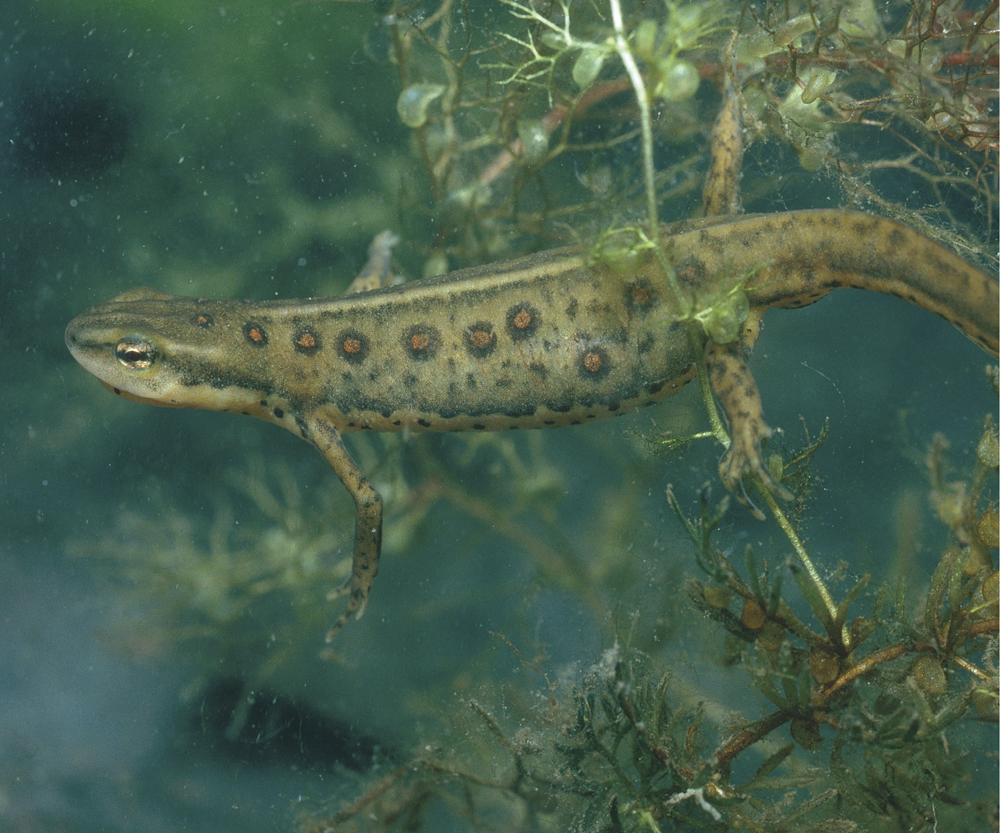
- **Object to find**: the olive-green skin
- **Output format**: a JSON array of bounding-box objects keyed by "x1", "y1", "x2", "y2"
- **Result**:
[{"x1": 65, "y1": 209, "x2": 999, "y2": 444}]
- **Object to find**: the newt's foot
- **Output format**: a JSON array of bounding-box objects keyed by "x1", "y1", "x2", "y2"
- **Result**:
[
  {"x1": 706, "y1": 338, "x2": 793, "y2": 519},
  {"x1": 325, "y1": 577, "x2": 370, "y2": 642},
  {"x1": 718, "y1": 420, "x2": 793, "y2": 520}
]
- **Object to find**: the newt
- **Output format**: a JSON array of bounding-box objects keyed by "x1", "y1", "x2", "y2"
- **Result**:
[{"x1": 65, "y1": 210, "x2": 999, "y2": 638}]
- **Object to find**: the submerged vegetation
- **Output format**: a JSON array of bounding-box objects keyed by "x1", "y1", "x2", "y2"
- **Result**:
[
  {"x1": 42, "y1": 0, "x2": 998, "y2": 829},
  {"x1": 297, "y1": 0, "x2": 997, "y2": 829},
  {"x1": 306, "y1": 430, "x2": 999, "y2": 830}
]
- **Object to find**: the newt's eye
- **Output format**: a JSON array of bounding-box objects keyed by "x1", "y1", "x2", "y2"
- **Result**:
[{"x1": 115, "y1": 338, "x2": 155, "y2": 369}]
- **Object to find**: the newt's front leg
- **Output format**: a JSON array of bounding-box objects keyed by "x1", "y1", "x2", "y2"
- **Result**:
[{"x1": 307, "y1": 415, "x2": 384, "y2": 642}]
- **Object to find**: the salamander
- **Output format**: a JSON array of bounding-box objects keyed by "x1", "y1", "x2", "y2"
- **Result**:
[{"x1": 65, "y1": 210, "x2": 999, "y2": 638}]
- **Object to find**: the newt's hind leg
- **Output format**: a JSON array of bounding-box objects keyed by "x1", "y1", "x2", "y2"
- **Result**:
[
  {"x1": 344, "y1": 230, "x2": 400, "y2": 294},
  {"x1": 700, "y1": 39, "x2": 790, "y2": 515},
  {"x1": 702, "y1": 49, "x2": 744, "y2": 217},
  {"x1": 705, "y1": 312, "x2": 792, "y2": 519}
]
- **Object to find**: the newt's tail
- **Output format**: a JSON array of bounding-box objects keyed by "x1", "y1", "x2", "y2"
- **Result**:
[{"x1": 672, "y1": 210, "x2": 999, "y2": 357}]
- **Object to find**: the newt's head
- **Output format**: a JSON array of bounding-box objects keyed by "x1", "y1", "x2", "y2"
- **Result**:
[
  {"x1": 65, "y1": 287, "x2": 272, "y2": 416},
  {"x1": 65, "y1": 287, "x2": 184, "y2": 407}
]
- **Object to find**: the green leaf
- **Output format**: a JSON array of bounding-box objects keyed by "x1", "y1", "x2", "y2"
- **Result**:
[{"x1": 790, "y1": 560, "x2": 835, "y2": 633}]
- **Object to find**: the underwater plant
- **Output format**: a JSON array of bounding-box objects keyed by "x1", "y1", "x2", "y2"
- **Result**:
[
  {"x1": 286, "y1": 0, "x2": 1000, "y2": 830},
  {"x1": 53, "y1": 0, "x2": 996, "y2": 829}
]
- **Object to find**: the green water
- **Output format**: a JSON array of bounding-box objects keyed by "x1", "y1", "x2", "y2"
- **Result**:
[{"x1": 1, "y1": 1, "x2": 996, "y2": 830}]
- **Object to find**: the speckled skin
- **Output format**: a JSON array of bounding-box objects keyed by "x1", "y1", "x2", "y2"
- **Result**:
[
  {"x1": 65, "y1": 209, "x2": 999, "y2": 638},
  {"x1": 64, "y1": 211, "x2": 999, "y2": 435}
]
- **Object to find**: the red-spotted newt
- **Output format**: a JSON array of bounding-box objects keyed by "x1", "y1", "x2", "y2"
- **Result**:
[{"x1": 65, "y1": 208, "x2": 999, "y2": 638}]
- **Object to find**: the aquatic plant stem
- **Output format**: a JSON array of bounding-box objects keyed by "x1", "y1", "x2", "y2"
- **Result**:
[
  {"x1": 607, "y1": 0, "x2": 728, "y2": 450},
  {"x1": 757, "y1": 483, "x2": 848, "y2": 648},
  {"x1": 609, "y1": 0, "x2": 658, "y2": 240},
  {"x1": 608, "y1": 0, "x2": 687, "y2": 309},
  {"x1": 698, "y1": 366, "x2": 730, "y2": 446}
]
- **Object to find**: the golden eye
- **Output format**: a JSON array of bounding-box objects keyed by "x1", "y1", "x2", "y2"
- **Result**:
[{"x1": 115, "y1": 338, "x2": 155, "y2": 369}]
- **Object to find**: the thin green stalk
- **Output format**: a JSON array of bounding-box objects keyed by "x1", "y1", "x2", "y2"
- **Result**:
[
  {"x1": 607, "y1": 0, "x2": 689, "y2": 314},
  {"x1": 757, "y1": 484, "x2": 850, "y2": 649}
]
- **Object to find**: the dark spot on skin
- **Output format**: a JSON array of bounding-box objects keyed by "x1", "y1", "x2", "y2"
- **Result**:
[
  {"x1": 193, "y1": 313, "x2": 214, "y2": 328},
  {"x1": 417, "y1": 418, "x2": 431, "y2": 427},
  {"x1": 506, "y1": 302, "x2": 541, "y2": 340},
  {"x1": 294, "y1": 329, "x2": 322, "y2": 355},
  {"x1": 528, "y1": 362, "x2": 548, "y2": 380},
  {"x1": 404, "y1": 374, "x2": 418, "y2": 387},
  {"x1": 466, "y1": 374, "x2": 478, "y2": 390},
  {"x1": 504, "y1": 404, "x2": 536, "y2": 418},
  {"x1": 473, "y1": 423, "x2": 486, "y2": 430},
  {"x1": 337, "y1": 329, "x2": 368, "y2": 364},
  {"x1": 565, "y1": 298, "x2": 578, "y2": 319},
  {"x1": 675, "y1": 258, "x2": 707, "y2": 287},
  {"x1": 466, "y1": 321, "x2": 497, "y2": 358},
  {"x1": 243, "y1": 322, "x2": 268, "y2": 347},
  {"x1": 439, "y1": 408, "x2": 458, "y2": 419},
  {"x1": 273, "y1": 408, "x2": 284, "y2": 419},
  {"x1": 646, "y1": 380, "x2": 665, "y2": 395},
  {"x1": 624, "y1": 279, "x2": 656, "y2": 313},
  {"x1": 402, "y1": 324, "x2": 440, "y2": 360},
  {"x1": 580, "y1": 346, "x2": 611, "y2": 380},
  {"x1": 260, "y1": 400, "x2": 268, "y2": 407},
  {"x1": 392, "y1": 420, "x2": 401, "y2": 426},
  {"x1": 638, "y1": 334, "x2": 654, "y2": 355},
  {"x1": 544, "y1": 419, "x2": 556, "y2": 425}
]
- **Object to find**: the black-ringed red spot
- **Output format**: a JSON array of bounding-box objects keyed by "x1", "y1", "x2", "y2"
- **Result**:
[
  {"x1": 192, "y1": 313, "x2": 214, "y2": 328},
  {"x1": 579, "y1": 345, "x2": 611, "y2": 380},
  {"x1": 465, "y1": 321, "x2": 496, "y2": 358},
  {"x1": 402, "y1": 324, "x2": 440, "y2": 361},
  {"x1": 624, "y1": 279, "x2": 656, "y2": 313},
  {"x1": 243, "y1": 321, "x2": 268, "y2": 347},
  {"x1": 294, "y1": 329, "x2": 322, "y2": 355},
  {"x1": 505, "y1": 302, "x2": 540, "y2": 339},
  {"x1": 337, "y1": 329, "x2": 369, "y2": 364}
]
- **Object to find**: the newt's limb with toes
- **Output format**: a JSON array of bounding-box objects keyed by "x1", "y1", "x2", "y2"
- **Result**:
[
  {"x1": 65, "y1": 45, "x2": 999, "y2": 640},
  {"x1": 307, "y1": 415, "x2": 383, "y2": 642},
  {"x1": 698, "y1": 45, "x2": 790, "y2": 516}
]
